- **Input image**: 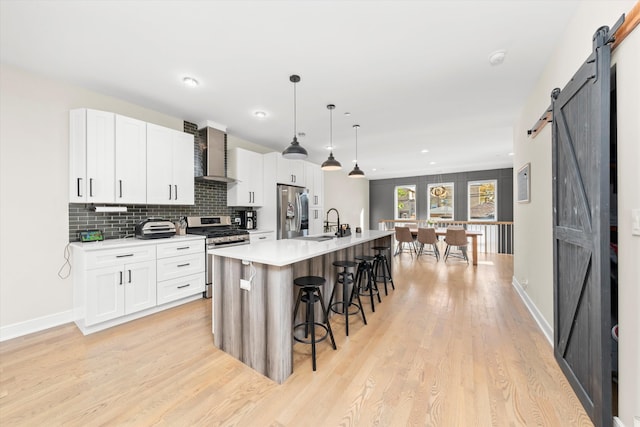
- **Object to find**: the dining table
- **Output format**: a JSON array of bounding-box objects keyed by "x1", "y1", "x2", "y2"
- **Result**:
[{"x1": 408, "y1": 228, "x2": 483, "y2": 266}]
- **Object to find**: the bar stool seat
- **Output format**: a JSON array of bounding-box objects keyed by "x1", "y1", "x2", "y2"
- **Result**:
[
  {"x1": 328, "y1": 260, "x2": 367, "y2": 336},
  {"x1": 292, "y1": 275, "x2": 337, "y2": 371},
  {"x1": 372, "y1": 246, "x2": 395, "y2": 295},
  {"x1": 354, "y1": 255, "x2": 382, "y2": 312}
]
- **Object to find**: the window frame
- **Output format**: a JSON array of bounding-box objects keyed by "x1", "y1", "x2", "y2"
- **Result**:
[
  {"x1": 467, "y1": 179, "x2": 498, "y2": 221},
  {"x1": 394, "y1": 185, "x2": 416, "y2": 220},
  {"x1": 427, "y1": 182, "x2": 455, "y2": 220}
]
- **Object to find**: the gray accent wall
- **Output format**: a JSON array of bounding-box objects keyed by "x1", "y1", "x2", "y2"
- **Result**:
[{"x1": 369, "y1": 168, "x2": 513, "y2": 228}]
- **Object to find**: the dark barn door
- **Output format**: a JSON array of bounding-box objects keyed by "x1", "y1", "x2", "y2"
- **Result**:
[{"x1": 551, "y1": 27, "x2": 612, "y2": 427}]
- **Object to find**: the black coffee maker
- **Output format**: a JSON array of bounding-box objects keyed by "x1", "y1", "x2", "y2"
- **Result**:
[{"x1": 240, "y1": 210, "x2": 257, "y2": 230}]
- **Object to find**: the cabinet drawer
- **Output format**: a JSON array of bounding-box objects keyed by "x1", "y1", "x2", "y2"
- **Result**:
[
  {"x1": 156, "y1": 240, "x2": 204, "y2": 259},
  {"x1": 85, "y1": 245, "x2": 156, "y2": 269},
  {"x1": 156, "y1": 253, "x2": 205, "y2": 282},
  {"x1": 157, "y1": 273, "x2": 205, "y2": 305}
]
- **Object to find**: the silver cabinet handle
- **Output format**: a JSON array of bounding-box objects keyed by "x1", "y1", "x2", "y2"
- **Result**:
[
  {"x1": 177, "y1": 263, "x2": 190, "y2": 267},
  {"x1": 128, "y1": 270, "x2": 132, "y2": 283},
  {"x1": 259, "y1": 236, "x2": 266, "y2": 240},
  {"x1": 174, "y1": 185, "x2": 178, "y2": 200},
  {"x1": 177, "y1": 284, "x2": 191, "y2": 289},
  {"x1": 169, "y1": 184, "x2": 172, "y2": 200},
  {"x1": 119, "y1": 271, "x2": 123, "y2": 285},
  {"x1": 77, "y1": 178, "x2": 83, "y2": 197},
  {"x1": 119, "y1": 180, "x2": 123, "y2": 198},
  {"x1": 116, "y1": 254, "x2": 134, "y2": 258},
  {"x1": 176, "y1": 246, "x2": 190, "y2": 250},
  {"x1": 89, "y1": 178, "x2": 94, "y2": 197}
]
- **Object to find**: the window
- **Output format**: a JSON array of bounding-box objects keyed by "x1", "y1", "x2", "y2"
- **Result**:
[
  {"x1": 427, "y1": 183, "x2": 454, "y2": 220},
  {"x1": 394, "y1": 185, "x2": 416, "y2": 219},
  {"x1": 468, "y1": 180, "x2": 497, "y2": 221}
]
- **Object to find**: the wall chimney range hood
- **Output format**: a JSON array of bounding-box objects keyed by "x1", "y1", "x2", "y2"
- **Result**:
[{"x1": 195, "y1": 120, "x2": 235, "y2": 183}]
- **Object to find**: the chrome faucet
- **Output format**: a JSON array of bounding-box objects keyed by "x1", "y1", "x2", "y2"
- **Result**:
[{"x1": 326, "y1": 208, "x2": 340, "y2": 236}]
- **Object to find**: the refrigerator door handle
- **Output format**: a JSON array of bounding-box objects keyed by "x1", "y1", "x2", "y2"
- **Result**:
[{"x1": 296, "y1": 193, "x2": 302, "y2": 232}]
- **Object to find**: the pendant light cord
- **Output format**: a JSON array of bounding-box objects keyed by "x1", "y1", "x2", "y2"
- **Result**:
[
  {"x1": 354, "y1": 125, "x2": 359, "y2": 162},
  {"x1": 293, "y1": 81, "x2": 297, "y2": 136},
  {"x1": 329, "y1": 108, "x2": 333, "y2": 149}
]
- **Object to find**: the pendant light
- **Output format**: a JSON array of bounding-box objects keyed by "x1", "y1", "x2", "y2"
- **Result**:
[
  {"x1": 282, "y1": 74, "x2": 308, "y2": 159},
  {"x1": 321, "y1": 104, "x2": 342, "y2": 171},
  {"x1": 348, "y1": 124, "x2": 365, "y2": 178}
]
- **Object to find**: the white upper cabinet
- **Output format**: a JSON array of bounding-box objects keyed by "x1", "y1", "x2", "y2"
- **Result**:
[
  {"x1": 304, "y1": 162, "x2": 323, "y2": 208},
  {"x1": 146, "y1": 123, "x2": 194, "y2": 205},
  {"x1": 69, "y1": 109, "x2": 115, "y2": 203},
  {"x1": 115, "y1": 115, "x2": 147, "y2": 203},
  {"x1": 227, "y1": 148, "x2": 264, "y2": 207},
  {"x1": 276, "y1": 155, "x2": 305, "y2": 186}
]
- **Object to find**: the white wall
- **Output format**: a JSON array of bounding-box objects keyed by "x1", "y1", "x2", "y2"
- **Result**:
[
  {"x1": 0, "y1": 64, "x2": 182, "y2": 338},
  {"x1": 513, "y1": 1, "x2": 638, "y2": 425},
  {"x1": 613, "y1": 24, "x2": 640, "y2": 427},
  {"x1": 323, "y1": 171, "x2": 369, "y2": 232}
]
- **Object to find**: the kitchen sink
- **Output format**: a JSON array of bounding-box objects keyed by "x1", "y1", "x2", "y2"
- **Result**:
[{"x1": 296, "y1": 235, "x2": 336, "y2": 242}]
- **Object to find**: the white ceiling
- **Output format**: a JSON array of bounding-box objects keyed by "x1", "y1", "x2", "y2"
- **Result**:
[{"x1": 0, "y1": 0, "x2": 581, "y2": 180}]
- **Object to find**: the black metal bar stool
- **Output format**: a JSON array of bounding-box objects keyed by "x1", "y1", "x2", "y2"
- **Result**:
[
  {"x1": 292, "y1": 276, "x2": 337, "y2": 371},
  {"x1": 372, "y1": 246, "x2": 395, "y2": 295},
  {"x1": 354, "y1": 255, "x2": 382, "y2": 312},
  {"x1": 328, "y1": 260, "x2": 367, "y2": 336}
]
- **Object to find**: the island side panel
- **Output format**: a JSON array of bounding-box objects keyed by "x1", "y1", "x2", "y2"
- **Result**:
[
  {"x1": 242, "y1": 261, "x2": 267, "y2": 375},
  {"x1": 266, "y1": 264, "x2": 293, "y2": 384},
  {"x1": 220, "y1": 257, "x2": 243, "y2": 359},
  {"x1": 213, "y1": 255, "x2": 223, "y2": 347}
]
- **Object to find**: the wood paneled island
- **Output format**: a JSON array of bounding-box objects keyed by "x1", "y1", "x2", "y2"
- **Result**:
[{"x1": 208, "y1": 230, "x2": 394, "y2": 383}]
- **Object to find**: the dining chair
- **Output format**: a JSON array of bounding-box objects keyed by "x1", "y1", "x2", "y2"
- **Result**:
[
  {"x1": 444, "y1": 227, "x2": 469, "y2": 264},
  {"x1": 394, "y1": 226, "x2": 417, "y2": 256},
  {"x1": 416, "y1": 227, "x2": 440, "y2": 261}
]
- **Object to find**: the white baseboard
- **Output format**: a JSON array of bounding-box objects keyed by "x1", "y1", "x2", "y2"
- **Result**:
[
  {"x1": 511, "y1": 276, "x2": 553, "y2": 346},
  {"x1": 0, "y1": 309, "x2": 74, "y2": 342}
]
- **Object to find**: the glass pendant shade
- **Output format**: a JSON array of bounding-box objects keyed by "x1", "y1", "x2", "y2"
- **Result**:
[
  {"x1": 348, "y1": 124, "x2": 365, "y2": 178},
  {"x1": 282, "y1": 74, "x2": 308, "y2": 159}
]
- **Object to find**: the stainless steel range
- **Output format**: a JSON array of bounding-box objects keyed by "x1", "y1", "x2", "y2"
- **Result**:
[
  {"x1": 186, "y1": 215, "x2": 250, "y2": 299},
  {"x1": 186, "y1": 216, "x2": 250, "y2": 248}
]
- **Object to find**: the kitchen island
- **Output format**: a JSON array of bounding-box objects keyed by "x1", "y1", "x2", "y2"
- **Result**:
[{"x1": 208, "y1": 230, "x2": 394, "y2": 383}]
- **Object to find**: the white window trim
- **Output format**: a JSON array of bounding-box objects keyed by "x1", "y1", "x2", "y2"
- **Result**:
[
  {"x1": 427, "y1": 182, "x2": 454, "y2": 220},
  {"x1": 467, "y1": 179, "x2": 498, "y2": 221},
  {"x1": 394, "y1": 185, "x2": 416, "y2": 220}
]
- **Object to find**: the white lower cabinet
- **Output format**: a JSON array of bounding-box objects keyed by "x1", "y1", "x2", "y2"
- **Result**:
[
  {"x1": 86, "y1": 260, "x2": 156, "y2": 325},
  {"x1": 72, "y1": 236, "x2": 205, "y2": 335},
  {"x1": 156, "y1": 241, "x2": 205, "y2": 304}
]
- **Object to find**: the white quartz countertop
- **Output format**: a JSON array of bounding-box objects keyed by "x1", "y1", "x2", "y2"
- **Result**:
[
  {"x1": 70, "y1": 234, "x2": 204, "y2": 251},
  {"x1": 207, "y1": 230, "x2": 394, "y2": 266}
]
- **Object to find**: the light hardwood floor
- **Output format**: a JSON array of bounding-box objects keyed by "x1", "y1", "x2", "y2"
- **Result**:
[{"x1": 0, "y1": 253, "x2": 592, "y2": 426}]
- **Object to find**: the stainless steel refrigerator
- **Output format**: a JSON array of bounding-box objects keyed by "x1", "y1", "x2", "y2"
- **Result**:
[{"x1": 277, "y1": 184, "x2": 308, "y2": 239}]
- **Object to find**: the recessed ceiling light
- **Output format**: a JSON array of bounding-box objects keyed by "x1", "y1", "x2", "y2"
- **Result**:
[
  {"x1": 254, "y1": 111, "x2": 267, "y2": 118},
  {"x1": 182, "y1": 76, "x2": 199, "y2": 87},
  {"x1": 488, "y1": 49, "x2": 507, "y2": 66},
  {"x1": 421, "y1": 149, "x2": 429, "y2": 153},
  {"x1": 508, "y1": 152, "x2": 514, "y2": 156},
  {"x1": 325, "y1": 145, "x2": 333, "y2": 150},
  {"x1": 344, "y1": 112, "x2": 351, "y2": 116},
  {"x1": 372, "y1": 168, "x2": 377, "y2": 171},
  {"x1": 429, "y1": 161, "x2": 436, "y2": 165}
]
